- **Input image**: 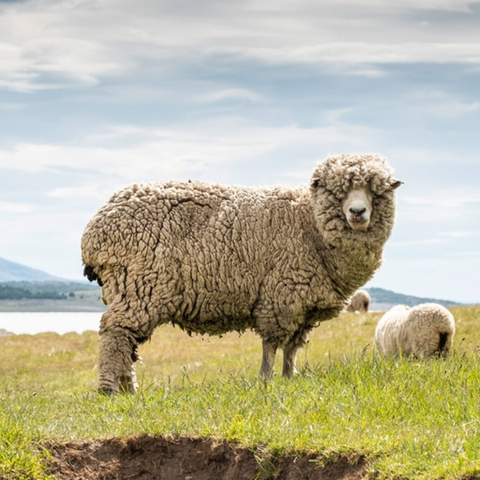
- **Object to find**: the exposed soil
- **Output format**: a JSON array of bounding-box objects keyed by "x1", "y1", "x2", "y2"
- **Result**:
[{"x1": 46, "y1": 435, "x2": 368, "y2": 480}]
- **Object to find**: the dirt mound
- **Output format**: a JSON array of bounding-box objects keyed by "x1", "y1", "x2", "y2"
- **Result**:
[{"x1": 47, "y1": 435, "x2": 367, "y2": 480}]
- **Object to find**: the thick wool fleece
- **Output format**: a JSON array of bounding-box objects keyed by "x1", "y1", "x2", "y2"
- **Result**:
[
  {"x1": 375, "y1": 303, "x2": 455, "y2": 357},
  {"x1": 347, "y1": 290, "x2": 371, "y2": 313},
  {"x1": 82, "y1": 153, "x2": 399, "y2": 392}
]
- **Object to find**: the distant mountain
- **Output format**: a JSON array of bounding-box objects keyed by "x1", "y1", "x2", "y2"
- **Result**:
[
  {"x1": 365, "y1": 287, "x2": 463, "y2": 309},
  {"x1": 0, "y1": 256, "x2": 70, "y2": 282}
]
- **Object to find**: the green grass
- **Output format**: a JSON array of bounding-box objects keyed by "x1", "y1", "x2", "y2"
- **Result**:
[{"x1": 1, "y1": 305, "x2": 480, "y2": 479}]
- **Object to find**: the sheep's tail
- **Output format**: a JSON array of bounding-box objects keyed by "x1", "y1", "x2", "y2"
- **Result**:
[{"x1": 84, "y1": 264, "x2": 103, "y2": 287}]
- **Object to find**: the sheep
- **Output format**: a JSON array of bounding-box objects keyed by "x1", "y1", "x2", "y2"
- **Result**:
[
  {"x1": 347, "y1": 289, "x2": 371, "y2": 313},
  {"x1": 81, "y1": 153, "x2": 402, "y2": 393},
  {"x1": 374, "y1": 303, "x2": 455, "y2": 357}
]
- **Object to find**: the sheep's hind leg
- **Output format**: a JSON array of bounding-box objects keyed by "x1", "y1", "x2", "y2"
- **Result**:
[
  {"x1": 98, "y1": 325, "x2": 140, "y2": 394},
  {"x1": 259, "y1": 339, "x2": 277, "y2": 378}
]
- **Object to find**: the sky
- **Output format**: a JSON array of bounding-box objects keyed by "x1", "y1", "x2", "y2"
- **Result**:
[{"x1": 0, "y1": 0, "x2": 479, "y2": 304}]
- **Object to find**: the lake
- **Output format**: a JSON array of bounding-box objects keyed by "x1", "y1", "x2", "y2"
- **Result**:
[{"x1": 0, "y1": 311, "x2": 102, "y2": 335}]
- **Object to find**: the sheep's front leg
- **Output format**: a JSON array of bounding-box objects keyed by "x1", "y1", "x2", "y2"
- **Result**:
[
  {"x1": 282, "y1": 330, "x2": 310, "y2": 377},
  {"x1": 259, "y1": 339, "x2": 277, "y2": 378},
  {"x1": 98, "y1": 326, "x2": 139, "y2": 394},
  {"x1": 282, "y1": 341, "x2": 299, "y2": 377}
]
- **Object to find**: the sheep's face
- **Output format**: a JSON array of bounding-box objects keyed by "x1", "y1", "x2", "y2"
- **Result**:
[{"x1": 342, "y1": 186, "x2": 374, "y2": 231}]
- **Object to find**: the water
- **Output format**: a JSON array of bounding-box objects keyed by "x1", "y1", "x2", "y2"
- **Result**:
[{"x1": 0, "y1": 312, "x2": 102, "y2": 335}]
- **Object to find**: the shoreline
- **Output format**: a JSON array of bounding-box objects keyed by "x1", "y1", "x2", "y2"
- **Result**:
[{"x1": 0, "y1": 296, "x2": 107, "y2": 313}]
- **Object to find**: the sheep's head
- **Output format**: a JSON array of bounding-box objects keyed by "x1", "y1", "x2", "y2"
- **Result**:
[{"x1": 310, "y1": 153, "x2": 402, "y2": 247}]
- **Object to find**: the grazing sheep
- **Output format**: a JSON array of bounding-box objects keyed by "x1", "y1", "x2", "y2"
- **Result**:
[
  {"x1": 374, "y1": 303, "x2": 455, "y2": 357},
  {"x1": 82, "y1": 153, "x2": 402, "y2": 393},
  {"x1": 347, "y1": 289, "x2": 371, "y2": 313}
]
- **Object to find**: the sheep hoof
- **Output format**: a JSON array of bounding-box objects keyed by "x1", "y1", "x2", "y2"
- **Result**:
[
  {"x1": 97, "y1": 387, "x2": 119, "y2": 395},
  {"x1": 119, "y1": 375, "x2": 138, "y2": 394}
]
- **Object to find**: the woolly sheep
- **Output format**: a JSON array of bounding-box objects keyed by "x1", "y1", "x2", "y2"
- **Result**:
[
  {"x1": 347, "y1": 289, "x2": 371, "y2": 313},
  {"x1": 374, "y1": 303, "x2": 455, "y2": 357},
  {"x1": 82, "y1": 153, "x2": 402, "y2": 393}
]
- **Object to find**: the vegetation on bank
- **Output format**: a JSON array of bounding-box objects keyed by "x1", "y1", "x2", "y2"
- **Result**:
[
  {"x1": 0, "y1": 281, "x2": 98, "y2": 299},
  {"x1": 0, "y1": 285, "x2": 69, "y2": 300},
  {"x1": 0, "y1": 281, "x2": 104, "y2": 313},
  {"x1": 0, "y1": 305, "x2": 479, "y2": 479}
]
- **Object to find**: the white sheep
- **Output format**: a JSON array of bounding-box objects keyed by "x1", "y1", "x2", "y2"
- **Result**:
[
  {"x1": 82, "y1": 153, "x2": 402, "y2": 393},
  {"x1": 375, "y1": 303, "x2": 455, "y2": 357},
  {"x1": 347, "y1": 289, "x2": 371, "y2": 313}
]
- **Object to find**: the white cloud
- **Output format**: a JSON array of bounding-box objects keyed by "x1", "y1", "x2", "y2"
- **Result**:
[
  {"x1": 0, "y1": 120, "x2": 375, "y2": 184},
  {"x1": 0, "y1": 201, "x2": 36, "y2": 213},
  {"x1": 196, "y1": 88, "x2": 264, "y2": 103},
  {"x1": 439, "y1": 231, "x2": 480, "y2": 238},
  {"x1": 396, "y1": 196, "x2": 480, "y2": 228},
  {"x1": 256, "y1": 0, "x2": 479, "y2": 12},
  {"x1": 0, "y1": 36, "x2": 125, "y2": 92},
  {"x1": 404, "y1": 89, "x2": 480, "y2": 118},
  {"x1": 402, "y1": 194, "x2": 480, "y2": 209},
  {"x1": 0, "y1": 42, "x2": 42, "y2": 92},
  {"x1": 389, "y1": 238, "x2": 445, "y2": 247},
  {"x1": 46, "y1": 185, "x2": 112, "y2": 199},
  {"x1": 452, "y1": 250, "x2": 480, "y2": 257},
  {"x1": 233, "y1": 43, "x2": 480, "y2": 70},
  {"x1": 0, "y1": 1, "x2": 128, "y2": 92},
  {"x1": 1, "y1": 0, "x2": 480, "y2": 91}
]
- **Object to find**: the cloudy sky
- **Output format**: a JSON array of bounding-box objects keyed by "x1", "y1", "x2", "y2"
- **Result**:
[{"x1": 0, "y1": 0, "x2": 479, "y2": 303}]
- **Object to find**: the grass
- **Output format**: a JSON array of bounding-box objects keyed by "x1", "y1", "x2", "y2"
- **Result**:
[{"x1": 1, "y1": 305, "x2": 480, "y2": 479}]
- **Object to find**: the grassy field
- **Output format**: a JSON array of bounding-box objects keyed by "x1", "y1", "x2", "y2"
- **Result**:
[{"x1": 1, "y1": 305, "x2": 480, "y2": 479}]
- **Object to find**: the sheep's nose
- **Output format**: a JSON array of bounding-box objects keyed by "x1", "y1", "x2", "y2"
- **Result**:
[{"x1": 349, "y1": 207, "x2": 366, "y2": 216}]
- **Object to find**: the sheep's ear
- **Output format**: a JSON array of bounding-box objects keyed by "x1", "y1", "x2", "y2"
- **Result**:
[
  {"x1": 390, "y1": 179, "x2": 403, "y2": 190},
  {"x1": 311, "y1": 178, "x2": 320, "y2": 189}
]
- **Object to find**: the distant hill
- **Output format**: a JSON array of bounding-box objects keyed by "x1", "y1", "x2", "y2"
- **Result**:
[
  {"x1": 365, "y1": 287, "x2": 463, "y2": 310},
  {"x1": 0, "y1": 257, "x2": 104, "y2": 312},
  {"x1": 0, "y1": 256, "x2": 70, "y2": 282}
]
